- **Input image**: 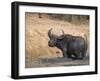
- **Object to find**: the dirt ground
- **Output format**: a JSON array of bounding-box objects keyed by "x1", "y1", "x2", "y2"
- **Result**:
[{"x1": 25, "y1": 13, "x2": 90, "y2": 68}]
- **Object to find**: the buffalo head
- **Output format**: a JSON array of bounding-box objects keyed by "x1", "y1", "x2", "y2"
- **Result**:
[{"x1": 48, "y1": 28, "x2": 65, "y2": 47}]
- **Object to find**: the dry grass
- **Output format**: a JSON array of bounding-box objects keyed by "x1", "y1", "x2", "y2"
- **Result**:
[{"x1": 25, "y1": 13, "x2": 89, "y2": 68}]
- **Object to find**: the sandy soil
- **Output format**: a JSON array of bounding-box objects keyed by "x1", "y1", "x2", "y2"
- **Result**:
[{"x1": 25, "y1": 13, "x2": 89, "y2": 68}]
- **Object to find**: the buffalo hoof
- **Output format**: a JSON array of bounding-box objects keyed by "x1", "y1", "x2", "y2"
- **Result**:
[
  {"x1": 78, "y1": 57, "x2": 84, "y2": 60},
  {"x1": 72, "y1": 57, "x2": 84, "y2": 60}
]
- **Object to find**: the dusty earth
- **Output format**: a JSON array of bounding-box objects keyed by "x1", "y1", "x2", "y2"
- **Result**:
[{"x1": 25, "y1": 13, "x2": 89, "y2": 68}]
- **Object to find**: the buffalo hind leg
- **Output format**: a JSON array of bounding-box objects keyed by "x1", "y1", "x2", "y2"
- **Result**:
[{"x1": 77, "y1": 52, "x2": 85, "y2": 60}]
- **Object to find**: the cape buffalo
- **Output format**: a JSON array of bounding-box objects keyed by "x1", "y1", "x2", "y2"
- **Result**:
[{"x1": 48, "y1": 28, "x2": 87, "y2": 60}]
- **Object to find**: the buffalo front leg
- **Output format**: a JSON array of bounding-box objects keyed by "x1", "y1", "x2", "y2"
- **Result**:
[
  {"x1": 62, "y1": 48, "x2": 68, "y2": 58},
  {"x1": 62, "y1": 51, "x2": 67, "y2": 57}
]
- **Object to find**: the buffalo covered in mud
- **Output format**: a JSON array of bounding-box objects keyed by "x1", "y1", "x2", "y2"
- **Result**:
[{"x1": 48, "y1": 28, "x2": 87, "y2": 60}]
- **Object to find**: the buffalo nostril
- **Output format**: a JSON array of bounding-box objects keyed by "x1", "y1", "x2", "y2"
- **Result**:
[{"x1": 48, "y1": 42, "x2": 54, "y2": 47}]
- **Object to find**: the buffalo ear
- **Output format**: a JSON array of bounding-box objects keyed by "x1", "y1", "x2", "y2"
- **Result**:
[{"x1": 48, "y1": 28, "x2": 53, "y2": 38}]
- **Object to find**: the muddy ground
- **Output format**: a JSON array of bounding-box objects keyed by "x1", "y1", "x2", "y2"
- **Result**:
[{"x1": 26, "y1": 56, "x2": 89, "y2": 68}]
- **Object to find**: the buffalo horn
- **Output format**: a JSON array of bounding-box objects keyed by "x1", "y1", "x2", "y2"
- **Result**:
[{"x1": 48, "y1": 28, "x2": 53, "y2": 38}]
